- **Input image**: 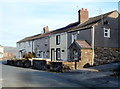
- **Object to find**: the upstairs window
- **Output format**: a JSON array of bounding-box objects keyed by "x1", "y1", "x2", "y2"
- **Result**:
[
  {"x1": 45, "y1": 38, "x2": 48, "y2": 46},
  {"x1": 104, "y1": 28, "x2": 110, "y2": 38},
  {"x1": 56, "y1": 35, "x2": 60, "y2": 45},
  {"x1": 72, "y1": 33, "x2": 77, "y2": 43}
]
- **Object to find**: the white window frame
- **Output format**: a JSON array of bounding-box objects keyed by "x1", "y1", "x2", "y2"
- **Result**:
[
  {"x1": 56, "y1": 35, "x2": 60, "y2": 45},
  {"x1": 104, "y1": 28, "x2": 110, "y2": 38}
]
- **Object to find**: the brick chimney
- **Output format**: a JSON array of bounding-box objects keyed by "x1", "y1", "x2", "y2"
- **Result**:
[
  {"x1": 43, "y1": 26, "x2": 49, "y2": 33},
  {"x1": 78, "y1": 8, "x2": 89, "y2": 24}
]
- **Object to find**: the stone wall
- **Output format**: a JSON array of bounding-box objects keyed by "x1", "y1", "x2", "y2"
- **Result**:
[
  {"x1": 94, "y1": 47, "x2": 120, "y2": 66},
  {"x1": 80, "y1": 49, "x2": 93, "y2": 67}
]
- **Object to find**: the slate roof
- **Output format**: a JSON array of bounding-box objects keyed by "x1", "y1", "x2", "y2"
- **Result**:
[
  {"x1": 17, "y1": 33, "x2": 41, "y2": 43},
  {"x1": 17, "y1": 21, "x2": 79, "y2": 43},
  {"x1": 75, "y1": 40, "x2": 91, "y2": 48},
  {"x1": 69, "y1": 40, "x2": 91, "y2": 49},
  {"x1": 68, "y1": 10, "x2": 117, "y2": 32},
  {"x1": 17, "y1": 10, "x2": 118, "y2": 43}
]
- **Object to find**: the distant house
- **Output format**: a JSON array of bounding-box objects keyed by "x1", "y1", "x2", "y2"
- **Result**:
[
  {"x1": 0, "y1": 45, "x2": 17, "y2": 60},
  {"x1": 0, "y1": 45, "x2": 4, "y2": 59}
]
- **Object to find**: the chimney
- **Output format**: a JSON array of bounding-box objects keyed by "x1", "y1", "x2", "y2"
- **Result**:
[
  {"x1": 43, "y1": 26, "x2": 49, "y2": 33},
  {"x1": 78, "y1": 8, "x2": 89, "y2": 24}
]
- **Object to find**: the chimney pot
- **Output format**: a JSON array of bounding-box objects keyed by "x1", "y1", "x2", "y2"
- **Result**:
[{"x1": 82, "y1": 8, "x2": 84, "y2": 10}]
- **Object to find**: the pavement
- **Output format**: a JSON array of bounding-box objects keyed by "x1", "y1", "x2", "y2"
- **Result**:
[{"x1": 58, "y1": 62, "x2": 120, "y2": 88}]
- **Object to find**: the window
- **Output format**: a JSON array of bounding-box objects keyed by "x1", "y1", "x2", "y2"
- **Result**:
[
  {"x1": 37, "y1": 51, "x2": 43, "y2": 58},
  {"x1": 56, "y1": 48, "x2": 61, "y2": 60},
  {"x1": 73, "y1": 49, "x2": 78, "y2": 60},
  {"x1": 104, "y1": 28, "x2": 110, "y2": 38},
  {"x1": 46, "y1": 51, "x2": 49, "y2": 58},
  {"x1": 37, "y1": 51, "x2": 41, "y2": 57},
  {"x1": 56, "y1": 35, "x2": 60, "y2": 45},
  {"x1": 45, "y1": 38, "x2": 48, "y2": 45},
  {"x1": 72, "y1": 33, "x2": 77, "y2": 43},
  {"x1": 43, "y1": 52, "x2": 46, "y2": 58},
  {"x1": 28, "y1": 41, "x2": 31, "y2": 46}
]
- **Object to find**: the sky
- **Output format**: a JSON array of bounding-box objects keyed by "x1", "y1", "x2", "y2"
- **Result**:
[{"x1": 0, "y1": 0, "x2": 119, "y2": 47}]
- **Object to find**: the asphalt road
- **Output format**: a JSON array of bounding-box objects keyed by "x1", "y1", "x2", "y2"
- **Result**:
[{"x1": 1, "y1": 63, "x2": 86, "y2": 87}]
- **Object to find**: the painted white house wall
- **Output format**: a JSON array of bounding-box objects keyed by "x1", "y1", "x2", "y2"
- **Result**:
[
  {"x1": 33, "y1": 37, "x2": 50, "y2": 58},
  {"x1": 50, "y1": 32, "x2": 68, "y2": 61},
  {"x1": 0, "y1": 45, "x2": 4, "y2": 59},
  {"x1": 16, "y1": 41, "x2": 33, "y2": 59}
]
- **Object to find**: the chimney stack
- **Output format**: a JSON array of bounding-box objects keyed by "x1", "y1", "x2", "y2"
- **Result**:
[
  {"x1": 43, "y1": 26, "x2": 49, "y2": 33},
  {"x1": 78, "y1": 8, "x2": 89, "y2": 24}
]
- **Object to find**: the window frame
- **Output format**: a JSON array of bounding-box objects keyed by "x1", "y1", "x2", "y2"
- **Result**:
[
  {"x1": 56, "y1": 35, "x2": 61, "y2": 45},
  {"x1": 104, "y1": 28, "x2": 110, "y2": 38}
]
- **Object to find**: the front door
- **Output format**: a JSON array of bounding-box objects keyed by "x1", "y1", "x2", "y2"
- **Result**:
[
  {"x1": 56, "y1": 48, "x2": 61, "y2": 60},
  {"x1": 51, "y1": 49, "x2": 55, "y2": 61}
]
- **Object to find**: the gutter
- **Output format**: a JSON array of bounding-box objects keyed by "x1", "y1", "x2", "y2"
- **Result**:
[{"x1": 91, "y1": 25, "x2": 95, "y2": 65}]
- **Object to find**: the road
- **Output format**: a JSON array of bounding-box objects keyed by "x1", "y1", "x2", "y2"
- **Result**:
[
  {"x1": 1, "y1": 63, "x2": 86, "y2": 87},
  {"x1": 1, "y1": 61, "x2": 119, "y2": 88}
]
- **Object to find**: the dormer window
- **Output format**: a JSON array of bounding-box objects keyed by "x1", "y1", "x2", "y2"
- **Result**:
[
  {"x1": 104, "y1": 20, "x2": 109, "y2": 24},
  {"x1": 104, "y1": 28, "x2": 110, "y2": 38}
]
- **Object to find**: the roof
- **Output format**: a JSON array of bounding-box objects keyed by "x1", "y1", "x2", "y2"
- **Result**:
[
  {"x1": 69, "y1": 40, "x2": 91, "y2": 49},
  {"x1": 17, "y1": 21, "x2": 79, "y2": 43},
  {"x1": 68, "y1": 10, "x2": 117, "y2": 32},
  {"x1": 75, "y1": 40, "x2": 91, "y2": 48},
  {"x1": 17, "y1": 10, "x2": 118, "y2": 43}
]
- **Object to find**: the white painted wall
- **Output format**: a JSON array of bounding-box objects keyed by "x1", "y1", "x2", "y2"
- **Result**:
[
  {"x1": 16, "y1": 41, "x2": 33, "y2": 59},
  {"x1": 50, "y1": 32, "x2": 68, "y2": 61}
]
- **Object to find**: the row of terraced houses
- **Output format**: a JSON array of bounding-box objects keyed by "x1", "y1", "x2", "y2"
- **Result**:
[{"x1": 16, "y1": 8, "x2": 120, "y2": 67}]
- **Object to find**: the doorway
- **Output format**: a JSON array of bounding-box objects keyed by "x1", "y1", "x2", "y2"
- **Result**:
[{"x1": 51, "y1": 49, "x2": 55, "y2": 61}]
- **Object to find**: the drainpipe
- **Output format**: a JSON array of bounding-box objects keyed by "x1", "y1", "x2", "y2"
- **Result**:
[
  {"x1": 32, "y1": 40, "x2": 33, "y2": 53},
  {"x1": 91, "y1": 25, "x2": 95, "y2": 65}
]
